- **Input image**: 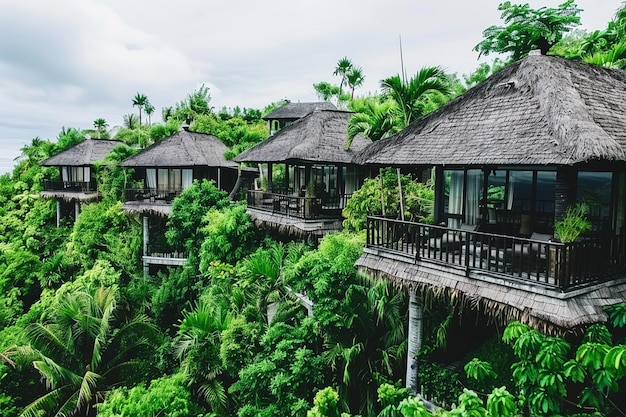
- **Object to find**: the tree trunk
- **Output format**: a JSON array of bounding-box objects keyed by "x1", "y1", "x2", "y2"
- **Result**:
[
  {"x1": 229, "y1": 166, "x2": 244, "y2": 200},
  {"x1": 406, "y1": 289, "x2": 423, "y2": 393}
]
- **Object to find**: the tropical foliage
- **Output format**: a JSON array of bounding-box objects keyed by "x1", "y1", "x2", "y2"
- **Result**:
[
  {"x1": 3, "y1": 284, "x2": 161, "y2": 417},
  {"x1": 343, "y1": 168, "x2": 434, "y2": 232},
  {"x1": 3, "y1": 4, "x2": 626, "y2": 416},
  {"x1": 474, "y1": 0, "x2": 582, "y2": 60}
]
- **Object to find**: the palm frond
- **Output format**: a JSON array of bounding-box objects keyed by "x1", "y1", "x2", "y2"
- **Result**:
[
  {"x1": 26, "y1": 323, "x2": 74, "y2": 363},
  {"x1": 76, "y1": 370, "x2": 100, "y2": 410},
  {"x1": 198, "y1": 379, "x2": 228, "y2": 413},
  {"x1": 33, "y1": 356, "x2": 82, "y2": 391},
  {"x1": 19, "y1": 385, "x2": 74, "y2": 417}
]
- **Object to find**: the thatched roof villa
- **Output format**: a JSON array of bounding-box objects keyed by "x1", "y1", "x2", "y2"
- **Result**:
[
  {"x1": 119, "y1": 125, "x2": 257, "y2": 273},
  {"x1": 40, "y1": 138, "x2": 124, "y2": 202},
  {"x1": 354, "y1": 53, "x2": 626, "y2": 334},
  {"x1": 234, "y1": 108, "x2": 371, "y2": 239},
  {"x1": 40, "y1": 138, "x2": 125, "y2": 226},
  {"x1": 119, "y1": 126, "x2": 256, "y2": 217}
]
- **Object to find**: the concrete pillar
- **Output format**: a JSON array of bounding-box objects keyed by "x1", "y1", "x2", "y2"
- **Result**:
[
  {"x1": 74, "y1": 201, "x2": 80, "y2": 220},
  {"x1": 143, "y1": 216, "x2": 149, "y2": 257},
  {"x1": 143, "y1": 216, "x2": 150, "y2": 277},
  {"x1": 56, "y1": 200, "x2": 61, "y2": 227},
  {"x1": 406, "y1": 288, "x2": 423, "y2": 393}
]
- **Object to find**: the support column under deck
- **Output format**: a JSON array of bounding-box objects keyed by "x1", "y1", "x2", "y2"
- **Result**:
[
  {"x1": 406, "y1": 289, "x2": 423, "y2": 393},
  {"x1": 143, "y1": 216, "x2": 149, "y2": 276},
  {"x1": 56, "y1": 200, "x2": 61, "y2": 227}
]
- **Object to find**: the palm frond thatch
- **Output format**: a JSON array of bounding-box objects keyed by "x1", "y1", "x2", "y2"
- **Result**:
[
  {"x1": 40, "y1": 139, "x2": 124, "y2": 167},
  {"x1": 234, "y1": 109, "x2": 372, "y2": 164},
  {"x1": 356, "y1": 54, "x2": 626, "y2": 166}
]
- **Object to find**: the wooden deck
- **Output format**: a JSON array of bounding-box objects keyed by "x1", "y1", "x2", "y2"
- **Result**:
[
  {"x1": 246, "y1": 190, "x2": 350, "y2": 220},
  {"x1": 365, "y1": 217, "x2": 626, "y2": 292}
]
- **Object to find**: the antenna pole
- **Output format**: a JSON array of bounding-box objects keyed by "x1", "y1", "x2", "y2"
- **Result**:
[{"x1": 399, "y1": 34, "x2": 406, "y2": 83}]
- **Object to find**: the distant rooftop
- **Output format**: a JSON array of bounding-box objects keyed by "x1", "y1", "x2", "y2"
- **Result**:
[{"x1": 262, "y1": 101, "x2": 337, "y2": 121}]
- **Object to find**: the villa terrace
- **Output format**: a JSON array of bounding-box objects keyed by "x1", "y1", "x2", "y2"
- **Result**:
[{"x1": 365, "y1": 216, "x2": 626, "y2": 293}]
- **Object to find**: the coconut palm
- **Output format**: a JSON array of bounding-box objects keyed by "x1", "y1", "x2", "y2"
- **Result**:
[
  {"x1": 123, "y1": 113, "x2": 138, "y2": 130},
  {"x1": 333, "y1": 57, "x2": 353, "y2": 104},
  {"x1": 381, "y1": 66, "x2": 451, "y2": 127},
  {"x1": 132, "y1": 93, "x2": 148, "y2": 128},
  {"x1": 322, "y1": 279, "x2": 405, "y2": 416},
  {"x1": 346, "y1": 66, "x2": 365, "y2": 99},
  {"x1": 2, "y1": 285, "x2": 161, "y2": 417},
  {"x1": 132, "y1": 93, "x2": 148, "y2": 147},
  {"x1": 175, "y1": 300, "x2": 233, "y2": 414},
  {"x1": 144, "y1": 102, "x2": 155, "y2": 127},
  {"x1": 93, "y1": 118, "x2": 108, "y2": 139},
  {"x1": 346, "y1": 98, "x2": 400, "y2": 148}
]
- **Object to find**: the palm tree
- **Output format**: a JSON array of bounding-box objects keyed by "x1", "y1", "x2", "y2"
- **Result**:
[
  {"x1": 346, "y1": 66, "x2": 365, "y2": 99},
  {"x1": 333, "y1": 57, "x2": 353, "y2": 105},
  {"x1": 162, "y1": 106, "x2": 174, "y2": 122},
  {"x1": 93, "y1": 118, "x2": 108, "y2": 139},
  {"x1": 2, "y1": 285, "x2": 161, "y2": 417},
  {"x1": 175, "y1": 300, "x2": 233, "y2": 414},
  {"x1": 132, "y1": 93, "x2": 148, "y2": 128},
  {"x1": 583, "y1": 41, "x2": 626, "y2": 68},
  {"x1": 322, "y1": 279, "x2": 405, "y2": 416},
  {"x1": 144, "y1": 102, "x2": 155, "y2": 127},
  {"x1": 346, "y1": 98, "x2": 400, "y2": 148},
  {"x1": 132, "y1": 93, "x2": 148, "y2": 147},
  {"x1": 381, "y1": 66, "x2": 451, "y2": 127},
  {"x1": 123, "y1": 113, "x2": 138, "y2": 130}
]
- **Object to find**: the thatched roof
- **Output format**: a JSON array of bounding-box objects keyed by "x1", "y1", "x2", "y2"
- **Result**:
[
  {"x1": 40, "y1": 139, "x2": 124, "y2": 167},
  {"x1": 356, "y1": 250, "x2": 626, "y2": 335},
  {"x1": 122, "y1": 201, "x2": 172, "y2": 217},
  {"x1": 262, "y1": 102, "x2": 337, "y2": 121},
  {"x1": 234, "y1": 109, "x2": 372, "y2": 164},
  {"x1": 356, "y1": 54, "x2": 626, "y2": 167},
  {"x1": 119, "y1": 129, "x2": 237, "y2": 168},
  {"x1": 40, "y1": 190, "x2": 99, "y2": 202}
]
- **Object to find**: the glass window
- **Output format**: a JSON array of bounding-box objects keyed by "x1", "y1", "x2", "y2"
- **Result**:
[
  {"x1": 486, "y1": 169, "x2": 506, "y2": 209},
  {"x1": 465, "y1": 169, "x2": 483, "y2": 225},
  {"x1": 443, "y1": 170, "x2": 464, "y2": 227},
  {"x1": 535, "y1": 171, "x2": 556, "y2": 230},
  {"x1": 578, "y1": 171, "x2": 612, "y2": 232},
  {"x1": 507, "y1": 171, "x2": 532, "y2": 212}
]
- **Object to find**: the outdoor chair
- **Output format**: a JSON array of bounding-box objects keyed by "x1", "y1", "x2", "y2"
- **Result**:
[{"x1": 428, "y1": 223, "x2": 478, "y2": 252}]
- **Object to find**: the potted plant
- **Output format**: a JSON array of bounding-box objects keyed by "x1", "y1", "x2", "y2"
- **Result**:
[
  {"x1": 551, "y1": 202, "x2": 593, "y2": 283},
  {"x1": 554, "y1": 202, "x2": 592, "y2": 243}
]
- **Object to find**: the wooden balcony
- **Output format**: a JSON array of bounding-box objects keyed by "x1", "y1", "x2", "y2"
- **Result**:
[
  {"x1": 143, "y1": 244, "x2": 187, "y2": 266},
  {"x1": 43, "y1": 180, "x2": 96, "y2": 192},
  {"x1": 365, "y1": 216, "x2": 626, "y2": 292},
  {"x1": 246, "y1": 190, "x2": 351, "y2": 220},
  {"x1": 124, "y1": 188, "x2": 182, "y2": 203}
]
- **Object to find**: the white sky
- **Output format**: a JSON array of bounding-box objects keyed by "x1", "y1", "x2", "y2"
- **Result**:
[{"x1": 0, "y1": 0, "x2": 621, "y2": 173}]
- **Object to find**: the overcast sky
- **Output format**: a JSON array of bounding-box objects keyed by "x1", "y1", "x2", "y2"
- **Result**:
[{"x1": 0, "y1": 0, "x2": 621, "y2": 174}]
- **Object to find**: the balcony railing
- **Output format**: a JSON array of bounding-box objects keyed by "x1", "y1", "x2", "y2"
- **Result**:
[
  {"x1": 366, "y1": 216, "x2": 626, "y2": 292},
  {"x1": 146, "y1": 245, "x2": 187, "y2": 259},
  {"x1": 125, "y1": 188, "x2": 182, "y2": 203},
  {"x1": 44, "y1": 180, "x2": 96, "y2": 192},
  {"x1": 246, "y1": 190, "x2": 351, "y2": 220}
]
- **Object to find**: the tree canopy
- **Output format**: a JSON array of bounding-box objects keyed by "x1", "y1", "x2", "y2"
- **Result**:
[{"x1": 474, "y1": 0, "x2": 582, "y2": 60}]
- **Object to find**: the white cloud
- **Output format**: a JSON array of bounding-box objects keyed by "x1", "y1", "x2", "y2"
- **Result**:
[{"x1": 0, "y1": 0, "x2": 621, "y2": 173}]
